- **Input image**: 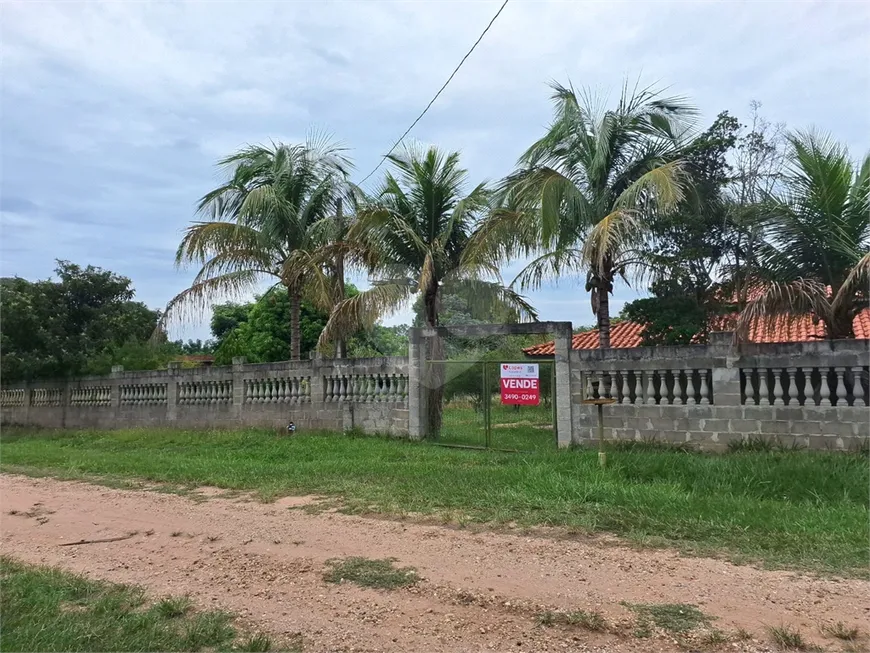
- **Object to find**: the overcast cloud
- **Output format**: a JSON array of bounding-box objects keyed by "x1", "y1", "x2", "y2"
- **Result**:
[{"x1": 2, "y1": 0, "x2": 868, "y2": 339}]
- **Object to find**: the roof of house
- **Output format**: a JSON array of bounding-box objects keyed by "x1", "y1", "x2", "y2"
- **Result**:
[{"x1": 522, "y1": 308, "x2": 870, "y2": 356}]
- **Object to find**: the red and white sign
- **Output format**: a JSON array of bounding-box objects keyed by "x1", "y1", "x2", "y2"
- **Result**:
[{"x1": 500, "y1": 363, "x2": 540, "y2": 406}]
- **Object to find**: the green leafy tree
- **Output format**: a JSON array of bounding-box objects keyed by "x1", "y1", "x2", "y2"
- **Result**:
[
  {"x1": 163, "y1": 137, "x2": 351, "y2": 360},
  {"x1": 621, "y1": 281, "x2": 710, "y2": 345},
  {"x1": 209, "y1": 284, "x2": 374, "y2": 364},
  {"x1": 1, "y1": 262, "x2": 161, "y2": 380},
  {"x1": 85, "y1": 340, "x2": 187, "y2": 375},
  {"x1": 645, "y1": 111, "x2": 739, "y2": 298},
  {"x1": 347, "y1": 325, "x2": 409, "y2": 358},
  {"x1": 723, "y1": 102, "x2": 788, "y2": 308},
  {"x1": 171, "y1": 339, "x2": 215, "y2": 355},
  {"x1": 624, "y1": 111, "x2": 740, "y2": 344},
  {"x1": 210, "y1": 289, "x2": 329, "y2": 365},
  {"x1": 209, "y1": 303, "x2": 251, "y2": 342},
  {"x1": 739, "y1": 131, "x2": 870, "y2": 339},
  {"x1": 489, "y1": 81, "x2": 697, "y2": 348}
]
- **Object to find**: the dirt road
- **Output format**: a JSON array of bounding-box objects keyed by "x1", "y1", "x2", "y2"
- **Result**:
[{"x1": 1, "y1": 475, "x2": 866, "y2": 652}]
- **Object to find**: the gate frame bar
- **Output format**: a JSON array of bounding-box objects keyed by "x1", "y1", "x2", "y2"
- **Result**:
[{"x1": 408, "y1": 322, "x2": 574, "y2": 447}]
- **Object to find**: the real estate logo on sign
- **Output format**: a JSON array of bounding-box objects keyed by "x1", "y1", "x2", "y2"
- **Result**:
[{"x1": 500, "y1": 363, "x2": 540, "y2": 406}]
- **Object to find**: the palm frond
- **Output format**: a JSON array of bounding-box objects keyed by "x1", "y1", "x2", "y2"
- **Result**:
[
  {"x1": 737, "y1": 278, "x2": 831, "y2": 341},
  {"x1": 834, "y1": 251, "x2": 870, "y2": 313},
  {"x1": 278, "y1": 248, "x2": 319, "y2": 290},
  {"x1": 844, "y1": 153, "x2": 870, "y2": 229},
  {"x1": 156, "y1": 270, "x2": 266, "y2": 335},
  {"x1": 755, "y1": 131, "x2": 869, "y2": 289},
  {"x1": 444, "y1": 278, "x2": 538, "y2": 323},
  {"x1": 300, "y1": 260, "x2": 337, "y2": 314},
  {"x1": 443, "y1": 181, "x2": 490, "y2": 243},
  {"x1": 510, "y1": 248, "x2": 585, "y2": 291},
  {"x1": 317, "y1": 282, "x2": 413, "y2": 349},
  {"x1": 167, "y1": 136, "x2": 354, "y2": 343},
  {"x1": 175, "y1": 221, "x2": 276, "y2": 269},
  {"x1": 615, "y1": 160, "x2": 689, "y2": 213},
  {"x1": 190, "y1": 251, "x2": 276, "y2": 284},
  {"x1": 581, "y1": 209, "x2": 642, "y2": 274},
  {"x1": 462, "y1": 206, "x2": 535, "y2": 265},
  {"x1": 305, "y1": 128, "x2": 354, "y2": 177}
]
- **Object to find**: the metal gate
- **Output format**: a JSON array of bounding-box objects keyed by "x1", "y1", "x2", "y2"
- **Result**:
[{"x1": 430, "y1": 360, "x2": 556, "y2": 452}]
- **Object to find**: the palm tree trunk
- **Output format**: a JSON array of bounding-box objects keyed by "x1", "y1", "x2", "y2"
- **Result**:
[
  {"x1": 424, "y1": 288, "x2": 444, "y2": 438},
  {"x1": 335, "y1": 197, "x2": 347, "y2": 359},
  {"x1": 290, "y1": 290, "x2": 302, "y2": 360},
  {"x1": 334, "y1": 258, "x2": 346, "y2": 359},
  {"x1": 597, "y1": 288, "x2": 611, "y2": 349}
]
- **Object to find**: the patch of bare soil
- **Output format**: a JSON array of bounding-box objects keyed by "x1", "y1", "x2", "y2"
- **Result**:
[{"x1": 1, "y1": 475, "x2": 867, "y2": 652}]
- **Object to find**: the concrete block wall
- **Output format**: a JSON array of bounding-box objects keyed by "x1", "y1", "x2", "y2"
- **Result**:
[
  {"x1": 569, "y1": 334, "x2": 870, "y2": 451},
  {"x1": 3, "y1": 329, "x2": 868, "y2": 452},
  {"x1": 1, "y1": 357, "x2": 409, "y2": 436}
]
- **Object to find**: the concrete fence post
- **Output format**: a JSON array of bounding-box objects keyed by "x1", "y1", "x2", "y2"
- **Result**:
[
  {"x1": 232, "y1": 357, "x2": 246, "y2": 419},
  {"x1": 708, "y1": 331, "x2": 741, "y2": 405},
  {"x1": 110, "y1": 366, "x2": 124, "y2": 422},
  {"x1": 310, "y1": 358, "x2": 326, "y2": 427},
  {"x1": 407, "y1": 328, "x2": 426, "y2": 439},
  {"x1": 110, "y1": 365, "x2": 124, "y2": 404},
  {"x1": 553, "y1": 322, "x2": 575, "y2": 448},
  {"x1": 22, "y1": 382, "x2": 32, "y2": 425},
  {"x1": 167, "y1": 362, "x2": 181, "y2": 422}
]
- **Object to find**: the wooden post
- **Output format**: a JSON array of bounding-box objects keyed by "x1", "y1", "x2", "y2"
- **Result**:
[{"x1": 582, "y1": 397, "x2": 616, "y2": 468}]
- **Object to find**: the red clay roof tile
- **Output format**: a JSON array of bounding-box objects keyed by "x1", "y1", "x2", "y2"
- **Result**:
[
  {"x1": 853, "y1": 309, "x2": 870, "y2": 339},
  {"x1": 523, "y1": 321, "x2": 645, "y2": 356},
  {"x1": 523, "y1": 308, "x2": 870, "y2": 355}
]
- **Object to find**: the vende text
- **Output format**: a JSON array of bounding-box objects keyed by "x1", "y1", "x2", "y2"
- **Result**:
[{"x1": 501, "y1": 379, "x2": 539, "y2": 390}]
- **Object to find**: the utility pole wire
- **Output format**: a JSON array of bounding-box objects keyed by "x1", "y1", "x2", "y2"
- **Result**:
[{"x1": 357, "y1": 0, "x2": 511, "y2": 187}]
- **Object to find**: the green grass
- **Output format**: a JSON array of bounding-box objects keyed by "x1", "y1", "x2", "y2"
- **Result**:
[
  {"x1": 1, "y1": 427, "x2": 868, "y2": 575},
  {"x1": 537, "y1": 609, "x2": 607, "y2": 631},
  {"x1": 767, "y1": 624, "x2": 821, "y2": 651},
  {"x1": 623, "y1": 602, "x2": 713, "y2": 634},
  {"x1": 155, "y1": 595, "x2": 193, "y2": 619},
  {"x1": 700, "y1": 629, "x2": 729, "y2": 645},
  {"x1": 440, "y1": 401, "x2": 556, "y2": 451},
  {"x1": 322, "y1": 556, "x2": 419, "y2": 589},
  {"x1": 0, "y1": 556, "x2": 283, "y2": 652},
  {"x1": 822, "y1": 621, "x2": 860, "y2": 641}
]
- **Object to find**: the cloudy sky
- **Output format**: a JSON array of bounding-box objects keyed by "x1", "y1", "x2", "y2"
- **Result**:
[{"x1": 2, "y1": 0, "x2": 868, "y2": 339}]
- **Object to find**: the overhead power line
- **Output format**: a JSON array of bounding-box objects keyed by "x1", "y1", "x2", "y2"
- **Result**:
[{"x1": 357, "y1": 0, "x2": 510, "y2": 186}]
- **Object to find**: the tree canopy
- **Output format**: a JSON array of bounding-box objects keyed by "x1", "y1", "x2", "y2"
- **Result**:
[
  {"x1": 2, "y1": 262, "x2": 164, "y2": 380},
  {"x1": 166, "y1": 137, "x2": 353, "y2": 360},
  {"x1": 210, "y1": 285, "x2": 408, "y2": 365},
  {"x1": 491, "y1": 80, "x2": 697, "y2": 348}
]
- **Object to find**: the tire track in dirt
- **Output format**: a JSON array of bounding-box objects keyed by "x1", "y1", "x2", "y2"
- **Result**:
[{"x1": 1, "y1": 474, "x2": 866, "y2": 652}]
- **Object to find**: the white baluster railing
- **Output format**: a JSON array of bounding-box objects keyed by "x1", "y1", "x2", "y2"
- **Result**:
[
  {"x1": 853, "y1": 367, "x2": 867, "y2": 407},
  {"x1": 0, "y1": 389, "x2": 25, "y2": 407},
  {"x1": 819, "y1": 367, "x2": 832, "y2": 406},
  {"x1": 772, "y1": 368, "x2": 784, "y2": 406}
]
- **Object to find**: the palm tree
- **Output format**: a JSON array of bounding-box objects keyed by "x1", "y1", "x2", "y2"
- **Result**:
[
  {"x1": 161, "y1": 137, "x2": 351, "y2": 360},
  {"x1": 319, "y1": 144, "x2": 536, "y2": 434},
  {"x1": 738, "y1": 131, "x2": 870, "y2": 340},
  {"x1": 487, "y1": 81, "x2": 697, "y2": 348}
]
